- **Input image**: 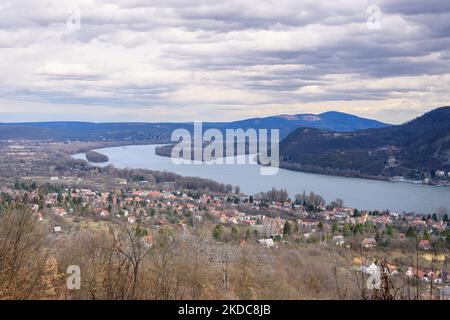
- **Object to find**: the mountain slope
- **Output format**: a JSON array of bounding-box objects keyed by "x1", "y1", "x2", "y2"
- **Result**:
[
  {"x1": 280, "y1": 106, "x2": 450, "y2": 178},
  {"x1": 0, "y1": 111, "x2": 390, "y2": 141},
  {"x1": 209, "y1": 111, "x2": 389, "y2": 137}
]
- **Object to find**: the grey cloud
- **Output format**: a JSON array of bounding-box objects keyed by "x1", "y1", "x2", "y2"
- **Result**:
[
  {"x1": 381, "y1": 0, "x2": 450, "y2": 15},
  {"x1": 0, "y1": 0, "x2": 449, "y2": 122}
]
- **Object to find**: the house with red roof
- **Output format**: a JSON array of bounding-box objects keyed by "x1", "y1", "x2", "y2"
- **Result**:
[{"x1": 418, "y1": 239, "x2": 432, "y2": 251}]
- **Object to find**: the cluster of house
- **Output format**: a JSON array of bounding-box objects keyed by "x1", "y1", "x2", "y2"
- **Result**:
[
  {"x1": 406, "y1": 214, "x2": 447, "y2": 233},
  {"x1": 423, "y1": 170, "x2": 450, "y2": 186},
  {"x1": 434, "y1": 170, "x2": 450, "y2": 179},
  {"x1": 1, "y1": 181, "x2": 449, "y2": 251},
  {"x1": 356, "y1": 260, "x2": 450, "y2": 299},
  {"x1": 360, "y1": 261, "x2": 450, "y2": 281}
]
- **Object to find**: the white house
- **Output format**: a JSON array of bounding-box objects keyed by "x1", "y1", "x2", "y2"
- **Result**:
[
  {"x1": 436, "y1": 170, "x2": 445, "y2": 177},
  {"x1": 332, "y1": 235, "x2": 345, "y2": 246},
  {"x1": 258, "y1": 238, "x2": 275, "y2": 248}
]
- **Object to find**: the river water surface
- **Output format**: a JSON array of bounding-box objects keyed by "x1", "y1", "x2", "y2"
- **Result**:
[{"x1": 73, "y1": 144, "x2": 450, "y2": 214}]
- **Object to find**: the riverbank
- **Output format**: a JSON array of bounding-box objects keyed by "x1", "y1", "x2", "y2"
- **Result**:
[
  {"x1": 154, "y1": 143, "x2": 385, "y2": 180},
  {"x1": 154, "y1": 143, "x2": 450, "y2": 187},
  {"x1": 72, "y1": 144, "x2": 450, "y2": 213}
]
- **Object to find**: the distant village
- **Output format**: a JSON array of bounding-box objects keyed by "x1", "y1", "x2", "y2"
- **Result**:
[{"x1": 386, "y1": 156, "x2": 450, "y2": 186}]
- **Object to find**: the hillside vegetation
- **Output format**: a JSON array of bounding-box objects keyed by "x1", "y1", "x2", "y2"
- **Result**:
[
  {"x1": 280, "y1": 106, "x2": 450, "y2": 178},
  {"x1": 85, "y1": 151, "x2": 109, "y2": 163}
]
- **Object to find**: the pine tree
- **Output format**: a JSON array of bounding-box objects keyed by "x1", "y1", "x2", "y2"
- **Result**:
[
  {"x1": 331, "y1": 223, "x2": 339, "y2": 234},
  {"x1": 386, "y1": 224, "x2": 394, "y2": 237},
  {"x1": 292, "y1": 221, "x2": 299, "y2": 234},
  {"x1": 231, "y1": 227, "x2": 239, "y2": 241},
  {"x1": 318, "y1": 221, "x2": 324, "y2": 231},
  {"x1": 245, "y1": 228, "x2": 251, "y2": 240},
  {"x1": 406, "y1": 226, "x2": 416, "y2": 238},
  {"x1": 283, "y1": 221, "x2": 291, "y2": 236},
  {"x1": 343, "y1": 223, "x2": 351, "y2": 237},
  {"x1": 375, "y1": 231, "x2": 381, "y2": 244},
  {"x1": 213, "y1": 224, "x2": 223, "y2": 241}
]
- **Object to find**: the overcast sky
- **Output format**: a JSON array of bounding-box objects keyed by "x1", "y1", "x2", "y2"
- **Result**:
[{"x1": 0, "y1": 0, "x2": 449, "y2": 124}]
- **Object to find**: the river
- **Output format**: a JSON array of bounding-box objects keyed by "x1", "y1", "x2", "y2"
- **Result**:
[{"x1": 73, "y1": 144, "x2": 450, "y2": 214}]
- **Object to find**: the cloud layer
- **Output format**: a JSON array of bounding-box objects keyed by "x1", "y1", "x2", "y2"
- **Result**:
[{"x1": 0, "y1": 0, "x2": 449, "y2": 123}]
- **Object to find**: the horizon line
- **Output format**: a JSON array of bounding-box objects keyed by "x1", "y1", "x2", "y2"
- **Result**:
[{"x1": 0, "y1": 110, "x2": 393, "y2": 125}]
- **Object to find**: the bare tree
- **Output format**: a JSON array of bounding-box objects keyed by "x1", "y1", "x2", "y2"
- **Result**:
[
  {"x1": 109, "y1": 222, "x2": 149, "y2": 299},
  {"x1": 0, "y1": 205, "x2": 58, "y2": 299},
  {"x1": 147, "y1": 227, "x2": 183, "y2": 300}
]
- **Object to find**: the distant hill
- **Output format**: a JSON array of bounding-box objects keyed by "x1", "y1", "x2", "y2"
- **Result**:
[
  {"x1": 0, "y1": 122, "x2": 189, "y2": 142},
  {"x1": 280, "y1": 106, "x2": 450, "y2": 178},
  {"x1": 208, "y1": 111, "x2": 390, "y2": 137},
  {"x1": 0, "y1": 111, "x2": 390, "y2": 141}
]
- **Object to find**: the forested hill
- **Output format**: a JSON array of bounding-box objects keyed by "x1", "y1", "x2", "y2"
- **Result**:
[
  {"x1": 279, "y1": 106, "x2": 450, "y2": 178},
  {"x1": 208, "y1": 111, "x2": 390, "y2": 137},
  {"x1": 0, "y1": 122, "x2": 189, "y2": 142}
]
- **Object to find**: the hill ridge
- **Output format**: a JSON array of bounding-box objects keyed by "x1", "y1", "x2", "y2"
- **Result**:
[
  {"x1": 280, "y1": 106, "x2": 450, "y2": 179},
  {"x1": 0, "y1": 111, "x2": 390, "y2": 141}
]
